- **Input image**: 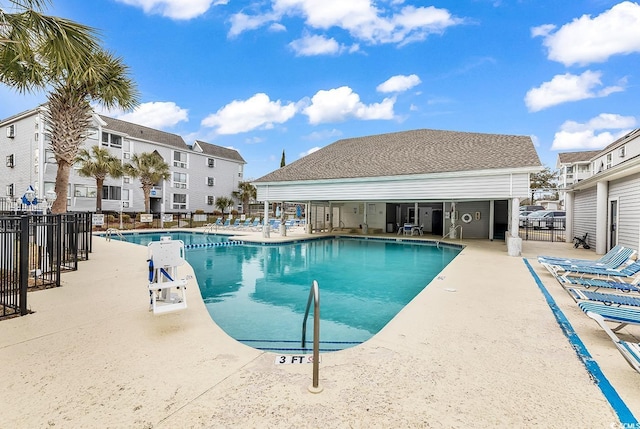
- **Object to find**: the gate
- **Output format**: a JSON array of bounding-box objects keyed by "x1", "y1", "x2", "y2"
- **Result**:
[{"x1": 519, "y1": 217, "x2": 567, "y2": 242}]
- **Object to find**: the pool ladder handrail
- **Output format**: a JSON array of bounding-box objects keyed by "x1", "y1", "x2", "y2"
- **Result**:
[
  {"x1": 301, "y1": 280, "x2": 322, "y2": 393},
  {"x1": 105, "y1": 228, "x2": 124, "y2": 242}
]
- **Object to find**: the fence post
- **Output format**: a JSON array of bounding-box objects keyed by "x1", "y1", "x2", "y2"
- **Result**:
[{"x1": 19, "y1": 216, "x2": 29, "y2": 315}]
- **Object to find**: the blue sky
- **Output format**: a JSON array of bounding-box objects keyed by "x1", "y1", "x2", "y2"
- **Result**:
[{"x1": 2, "y1": 0, "x2": 640, "y2": 179}]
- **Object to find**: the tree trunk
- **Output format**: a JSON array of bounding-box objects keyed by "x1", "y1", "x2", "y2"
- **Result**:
[
  {"x1": 52, "y1": 160, "x2": 71, "y2": 214},
  {"x1": 96, "y1": 178, "x2": 104, "y2": 213},
  {"x1": 142, "y1": 185, "x2": 151, "y2": 213}
]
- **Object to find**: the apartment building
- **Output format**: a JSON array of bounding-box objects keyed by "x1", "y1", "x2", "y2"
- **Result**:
[
  {"x1": 0, "y1": 107, "x2": 246, "y2": 214},
  {"x1": 560, "y1": 128, "x2": 640, "y2": 253}
]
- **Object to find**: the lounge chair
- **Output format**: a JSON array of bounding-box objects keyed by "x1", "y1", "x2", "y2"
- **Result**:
[
  {"x1": 147, "y1": 239, "x2": 189, "y2": 315},
  {"x1": 537, "y1": 244, "x2": 625, "y2": 266},
  {"x1": 221, "y1": 218, "x2": 232, "y2": 228},
  {"x1": 580, "y1": 303, "x2": 640, "y2": 373},
  {"x1": 543, "y1": 259, "x2": 640, "y2": 279},
  {"x1": 558, "y1": 275, "x2": 640, "y2": 294},
  {"x1": 238, "y1": 218, "x2": 252, "y2": 229},
  {"x1": 540, "y1": 247, "x2": 635, "y2": 276},
  {"x1": 568, "y1": 288, "x2": 640, "y2": 308}
]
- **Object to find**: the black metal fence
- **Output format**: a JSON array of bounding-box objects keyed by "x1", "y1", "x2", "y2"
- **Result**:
[
  {"x1": 518, "y1": 218, "x2": 567, "y2": 242},
  {"x1": 0, "y1": 212, "x2": 92, "y2": 319}
]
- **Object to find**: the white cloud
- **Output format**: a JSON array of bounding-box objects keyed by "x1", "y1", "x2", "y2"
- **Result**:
[
  {"x1": 104, "y1": 101, "x2": 188, "y2": 129},
  {"x1": 201, "y1": 93, "x2": 298, "y2": 134},
  {"x1": 524, "y1": 70, "x2": 624, "y2": 112},
  {"x1": 230, "y1": 1, "x2": 462, "y2": 47},
  {"x1": 533, "y1": 1, "x2": 640, "y2": 66},
  {"x1": 302, "y1": 86, "x2": 395, "y2": 124},
  {"x1": 289, "y1": 34, "x2": 345, "y2": 56},
  {"x1": 115, "y1": 0, "x2": 217, "y2": 20},
  {"x1": 551, "y1": 113, "x2": 637, "y2": 150},
  {"x1": 376, "y1": 74, "x2": 421, "y2": 93},
  {"x1": 299, "y1": 146, "x2": 321, "y2": 157},
  {"x1": 303, "y1": 129, "x2": 343, "y2": 141}
]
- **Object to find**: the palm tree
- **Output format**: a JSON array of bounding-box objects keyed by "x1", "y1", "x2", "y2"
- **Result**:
[
  {"x1": 75, "y1": 146, "x2": 123, "y2": 213},
  {"x1": 1, "y1": 0, "x2": 98, "y2": 93},
  {"x1": 124, "y1": 152, "x2": 170, "y2": 214},
  {"x1": 47, "y1": 49, "x2": 138, "y2": 213},
  {"x1": 215, "y1": 196, "x2": 233, "y2": 216},
  {"x1": 232, "y1": 181, "x2": 256, "y2": 214}
]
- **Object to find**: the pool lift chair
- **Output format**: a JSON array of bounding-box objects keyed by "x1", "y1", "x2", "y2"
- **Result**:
[{"x1": 147, "y1": 238, "x2": 189, "y2": 315}]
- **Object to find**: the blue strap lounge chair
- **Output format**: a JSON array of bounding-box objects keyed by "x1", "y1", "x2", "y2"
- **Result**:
[
  {"x1": 537, "y1": 244, "x2": 625, "y2": 266},
  {"x1": 558, "y1": 275, "x2": 640, "y2": 293},
  {"x1": 568, "y1": 288, "x2": 640, "y2": 308},
  {"x1": 580, "y1": 303, "x2": 640, "y2": 373},
  {"x1": 540, "y1": 247, "x2": 636, "y2": 276},
  {"x1": 544, "y1": 260, "x2": 640, "y2": 279}
]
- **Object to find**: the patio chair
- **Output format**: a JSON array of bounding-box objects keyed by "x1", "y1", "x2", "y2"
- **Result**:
[
  {"x1": 147, "y1": 239, "x2": 189, "y2": 315},
  {"x1": 238, "y1": 218, "x2": 252, "y2": 229},
  {"x1": 541, "y1": 250, "x2": 637, "y2": 277},
  {"x1": 221, "y1": 218, "x2": 232, "y2": 228},
  {"x1": 402, "y1": 223, "x2": 413, "y2": 236},
  {"x1": 557, "y1": 275, "x2": 640, "y2": 294},
  {"x1": 580, "y1": 303, "x2": 640, "y2": 373},
  {"x1": 557, "y1": 260, "x2": 640, "y2": 280},
  {"x1": 537, "y1": 244, "x2": 627, "y2": 266},
  {"x1": 568, "y1": 288, "x2": 640, "y2": 308}
]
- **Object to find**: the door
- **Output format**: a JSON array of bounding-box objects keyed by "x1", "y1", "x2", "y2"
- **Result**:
[{"x1": 609, "y1": 199, "x2": 618, "y2": 250}]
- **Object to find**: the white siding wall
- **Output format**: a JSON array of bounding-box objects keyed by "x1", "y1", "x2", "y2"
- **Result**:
[
  {"x1": 573, "y1": 187, "x2": 597, "y2": 248},
  {"x1": 257, "y1": 173, "x2": 530, "y2": 202},
  {"x1": 609, "y1": 172, "x2": 640, "y2": 251}
]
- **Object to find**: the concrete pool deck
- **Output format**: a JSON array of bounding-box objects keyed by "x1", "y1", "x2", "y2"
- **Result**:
[{"x1": 2, "y1": 228, "x2": 640, "y2": 428}]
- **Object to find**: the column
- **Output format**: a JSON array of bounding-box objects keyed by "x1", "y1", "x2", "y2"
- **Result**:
[
  {"x1": 564, "y1": 191, "x2": 574, "y2": 243},
  {"x1": 596, "y1": 181, "x2": 608, "y2": 255},
  {"x1": 263, "y1": 200, "x2": 270, "y2": 238}
]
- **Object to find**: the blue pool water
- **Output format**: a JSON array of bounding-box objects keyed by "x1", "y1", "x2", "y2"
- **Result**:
[
  {"x1": 103, "y1": 231, "x2": 229, "y2": 246},
  {"x1": 187, "y1": 237, "x2": 461, "y2": 352},
  {"x1": 113, "y1": 232, "x2": 460, "y2": 352}
]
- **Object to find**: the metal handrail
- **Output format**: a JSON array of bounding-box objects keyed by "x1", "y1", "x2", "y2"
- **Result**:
[
  {"x1": 442, "y1": 224, "x2": 463, "y2": 240},
  {"x1": 105, "y1": 228, "x2": 124, "y2": 242},
  {"x1": 302, "y1": 280, "x2": 322, "y2": 393}
]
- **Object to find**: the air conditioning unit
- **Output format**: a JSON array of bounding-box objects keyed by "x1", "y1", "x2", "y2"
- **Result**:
[{"x1": 6, "y1": 125, "x2": 15, "y2": 138}]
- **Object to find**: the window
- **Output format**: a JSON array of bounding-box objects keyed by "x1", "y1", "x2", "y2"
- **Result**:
[
  {"x1": 44, "y1": 149, "x2": 56, "y2": 163},
  {"x1": 173, "y1": 193, "x2": 187, "y2": 210},
  {"x1": 123, "y1": 177, "x2": 130, "y2": 184},
  {"x1": 101, "y1": 132, "x2": 122, "y2": 148},
  {"x1": 6, "y1": 154, "x2": 14, "y2": 168},
  {"x1": 123, "y1": 152, "x2": 131, "y2": 159},
  {"x1": 6, "y1": 183, "x2": 14, "y2": 196},
  {"x1": 121, "y1": 189, "x2": 130, "y2": 208},
  {"x1": 207, "y1": 158, "x2": 215, "y2": 168},
  {"x1": 173, "y1": 151, "x2": 187, "y2": 168},
  {"x1": 207, "y1": 195, "x2": 214, "y2": 205},
  {"x1": 173, "y1": 172, "x2": 187, "y2": 189},
  {"x1": 238, "y1": 164, "x2": 243, "y2": 178},
  {"x1": 102, "y1": 186, "x2": 121, "y2": 200},
  {"x1": 74, "y1": 184, "x2": 97, "y2": 198},
  {"x1": 619, "y1": 146, "x2": 626, "y2": 158},
  {"x1": 6, "y1": 124, "x2": 15, "y2": 138},
  {"x1": 606, "y1": 153, "x2": 612, "y2": 169},
  {"x1": 207, "y1": 177, "x2": 215, "y2": 186}
]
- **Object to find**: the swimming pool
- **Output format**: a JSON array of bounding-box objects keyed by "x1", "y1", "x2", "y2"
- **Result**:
[
  {"x1": 113, "y1": 231, "x2": 460, "y2": 353},
  {"x1": 102, "y1": 230, "x2": 230, "y2": 246},
  {"x1": 186, "y1": 236, "x2": 461, "y2": 353}
]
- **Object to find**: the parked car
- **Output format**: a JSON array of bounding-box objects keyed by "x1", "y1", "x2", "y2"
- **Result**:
[
  {"x1": 520, "y1": 205, "x2": 545, "y2": 212},
  {"x1": 529, "y1": 210, "x2": 566, "y2": 230},
  {"x1": 519, "y1": 211, "x2": 532, "y2": 227}
]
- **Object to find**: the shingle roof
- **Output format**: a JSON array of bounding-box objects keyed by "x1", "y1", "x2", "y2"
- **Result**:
[
  {"x1": 194, "y1": 140, "x2": 246, "y2": 163},
  {"x1": 557, "y1": 150, "x2": 601, "y2": 164},
  {"x1": 98, "y1": 115, "x2": 187, "y2": 149},
  {"x1": 255, "y1": 128, "x2": 540, "y2": 182}
]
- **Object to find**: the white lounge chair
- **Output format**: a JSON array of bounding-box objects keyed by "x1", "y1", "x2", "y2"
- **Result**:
[
  {"x1": 147, "y1": 239, "x2": 189, "y2": 315},
  {"x1": 580, "y1": 302, "x2": 640, "y2": 373}
]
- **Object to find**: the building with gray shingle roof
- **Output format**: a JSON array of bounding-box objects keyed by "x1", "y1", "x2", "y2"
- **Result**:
[{"x1": 253, "y1": 128, "x2": 541, "y2": 253}]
